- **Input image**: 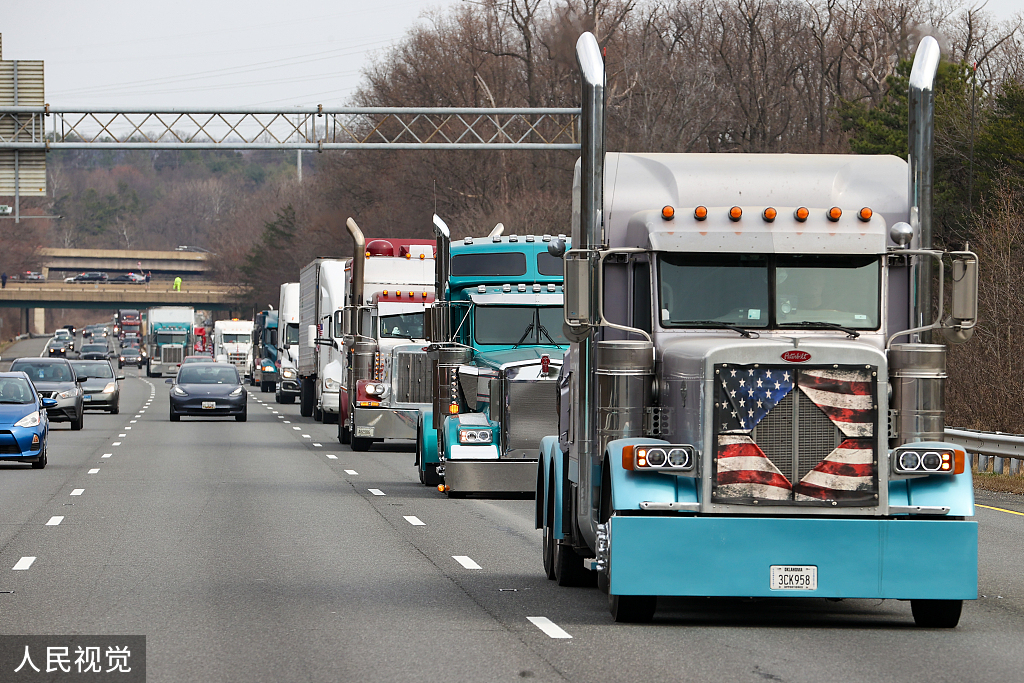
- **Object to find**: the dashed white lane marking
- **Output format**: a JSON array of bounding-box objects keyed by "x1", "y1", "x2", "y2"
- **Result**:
[
  {"x1": 277, "y1": 416, "x2": 284, "y2": 419},
  {"x1": 302, "y1": 434, "x2": 311, "y2": 439},
  {"x1": 345, "y1": 469, "x2": 357, "y2": 475},
  {"x1": 46, "y1": 516, "x2": 64, "y2": 526},
  {"x1": 404, "y1": 516, "x2": 426, "y2": 526},
  {"x1": 101, "y1": 453, "x2": 112, "y2": 458},
  {"x1": 284, "y1": 421, "x2": 291, "y2": 424},
  {"x1": 12, "y1": 557, "x2": 35, "y2": 571},
  {"x1": 313, "y1": 443, "x2": 322, "y2": 447},
  {"x1": 272, "y1": 411, "x2": 278, "y2": 414},
  {"x1": 130, "y1": 420, "x2": 137, "y2": 423},
  {"x1": 326, "y1": 454, "x2": 338, "y2": 459},
  {"x1": 88, "y1": 469, "x2": 100, "y2": 474},
  {"x1": 70, "y1": 489, "x2": 84, "y2": 496},
  {"x1": 292, "y1": 427, "x2": 300, "y2": 430},
  {"x1": 527, "y1": 617, "x2": 572, "y2": 639},
  {"x1": 134, "y1": 415, "x2": 141, "y2": 418},
  {"x1": 453, "y1": 555, "x2": 481, "y2": 569},
  {"x1": 118, "y1": 433, "x2": 126, "y2": 437},
  {"x1": 368, "y1": 489, "x2": 385, "y2": 496},
  {"x1": 112, "y1": 442, "x2": 121, "y2": 446}
]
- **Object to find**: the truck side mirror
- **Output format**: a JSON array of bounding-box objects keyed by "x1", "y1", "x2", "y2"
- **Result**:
[
  {"x1": 270, "y1": 329, "x2": 278, "y2": 346},
  {"x1": 941, "y1": 253, "x2": 979, "y2": 344},
  {"x1": 307, "y1": 325, "x2": 317, "y2": 348},
  {"x1": 336, "y1": 309, "x2": 347, "y2": 337},
  {"x1": 563, "y1": 251, "x2": 594, "y2": 331}
]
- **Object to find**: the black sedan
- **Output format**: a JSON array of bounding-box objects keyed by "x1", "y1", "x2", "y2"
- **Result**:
[
  {"x1": 46, "y1": 339, "x2": 70, "y2": 357},
  {"x1": 64, "y1": 271, "x2": 108, "y2": 283},
  {"x1": 79, "y1": 343, "x2": 113, "y2": 361},
  {"x1": 118, "y1": 345, "x2": 143, "y2": 369},
  {"x1": 168, "y1": 363, "x2": 247, "y2": 422}
]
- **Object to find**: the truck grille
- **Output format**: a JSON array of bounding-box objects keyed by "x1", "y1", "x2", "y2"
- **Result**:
[
  {"x1": 505, "y1": 380, "x2": 558, "y2": 455},
  {"x1": 162, "y1": 346, "x2": 184, "y2": 364},
  {"x1": 392, "y1": 351, "x2": 431, "y2": 404},
  {"x1": 228, "y1": 353, "x2": 247, "y2": 366},
  {"x1": 752, "y1": 391, "x2": 840, "y2": 483}
]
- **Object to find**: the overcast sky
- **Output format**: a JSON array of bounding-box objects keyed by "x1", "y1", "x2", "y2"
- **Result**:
[{"x1": 2, "y1": 0, "x2": 1021, "y2": 109}]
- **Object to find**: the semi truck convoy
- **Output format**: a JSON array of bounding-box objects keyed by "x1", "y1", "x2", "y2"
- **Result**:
[
  {"x1": 251, "y1": 310, "x2": 279, "y2": 392},
  {"x1": 276, "y1": 283, "x2": 301, "y2": 404},
  {"x1": 535, "y1": 33, "x2": 979, "y2": 626},
  {"x1": 338, "y1": 219, "x2": 436, "y2": 450},
  {"x1": 145, "y1": 306, "x2": 194, "y2": 377},
  {"x1": 213, "y1": 319, "x2": 254, "y2": 373},
  {"x1": 416, "y1": 216, "x2": 568, "y2": 494}
]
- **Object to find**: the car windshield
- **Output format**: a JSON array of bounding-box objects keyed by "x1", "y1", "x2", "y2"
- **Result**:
[
  {"x1": 47, "y1": 340, "x2": 66, "y2": 348},
  {"x1": 12, "y1": 362, "x2": 74, "y2": 382},
  {"x1": 474, "y1": 306, "x2": 567, "y2": 345},
  {"x1": 183, "y1": 356, "x2": 213, "y2": 364},
  {"x1": 178, "y1": 366, "x2": 239, "y2": 384},
  {"x1": 54, "y1": 330, "x2": 70, "y2": 338},
  {"x1": 0, "y1": 377, "x2": 36, "y2": 404},
  {"x1": 657, "y1": 253, "x2": 880, "y2": 330},
  {"x1": 70, "y1": 362, "x2": 113, "y2": 379},
  {"x1": 379, "y1": 313, "x2": 425, "y2": 339},
  {"x1": 157, "y1": 333, "x2": 188, "y2": 345},
  {"x1": 81, "y1": 345, "x2": 108, "y2": 353},
  {"x1": 220, "y1": 334, "x2": 249, "y2": 343}
]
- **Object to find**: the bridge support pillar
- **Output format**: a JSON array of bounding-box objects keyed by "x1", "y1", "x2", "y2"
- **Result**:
[{"x1": 30, "y1": 308, "x2": 45, "y2": 335}]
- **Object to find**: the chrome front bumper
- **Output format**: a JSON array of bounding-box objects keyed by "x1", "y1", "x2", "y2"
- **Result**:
[
  {"x1": 353, "y1": 407, "x2": 419, "y2": 440},
  {"x1": 443, "y1": 460, "x2": 537, "y2": 494}
]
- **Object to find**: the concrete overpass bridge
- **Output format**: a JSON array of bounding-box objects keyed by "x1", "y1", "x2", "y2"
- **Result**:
[
  {"x1": 38, "y1": 248, "x2": 211, "y2": 278},
  {"x1": 0, "y1": 281, "x2": 249, "y2": 334}
]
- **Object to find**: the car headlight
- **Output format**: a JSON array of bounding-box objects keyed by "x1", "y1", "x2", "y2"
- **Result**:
[
  {"x1": 102, "y1": 382, "x2": 117, "y2": 393},
  {"x1": 171, "y1": 386, "x2": 188, "y2": 397},
  {"x1": 324, "y1": 378, "x2": 340, "y2": 391},
  {"x1": 229, "y1": 387, "x2": 244, "y2": 397},
  {"x1": 57, "y1": 389, "x2": 75, "y2": 399},
  {"x1": 458, "y1": 428, "x2": 493, "y2": 444},
  {"x1": 281, "y1": 368, "x2": 296, "y2": 379},
  {"x1": 15, "y1": 411, "x2": 40, "y2": 428},
  {"x1": 119, "y1": 356, "x2": 125, "y2": 362}
]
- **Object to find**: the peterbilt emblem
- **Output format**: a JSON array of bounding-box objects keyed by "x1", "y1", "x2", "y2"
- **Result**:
[{"x1": 781, "y1": 350, "x2": 811, "y2": 363}]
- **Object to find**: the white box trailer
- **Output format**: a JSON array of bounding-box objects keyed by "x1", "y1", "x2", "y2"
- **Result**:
[
  {"x1": 276, "y1": 282, "x2": 301, "y2": 404},
  {"x1": 298, "y1": 258, "x2": 349, "y2": 419}
]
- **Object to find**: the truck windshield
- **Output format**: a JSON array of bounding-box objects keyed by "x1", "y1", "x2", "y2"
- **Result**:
[
  {"x1": 379, "y1": 313, "x2": 425, "y2": 339},
  {"x1": 285, "y1": 324, "x2": 299, "y2": 345},
  {"x1": 474, "y1": 306, "x2": 567, "y2": 345},
  {"x1": 220, "y1": 334, "x2": 249, "y2": 344},
  {"x1": 156, "y1": 333, "x2": 188, "y2": 345},
  {"x1": 658, "y1": 253, "x2": 880, "y2": 330}
]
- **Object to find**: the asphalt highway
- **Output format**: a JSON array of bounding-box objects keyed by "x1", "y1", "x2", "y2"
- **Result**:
[{"x1": 2, "y1": 335, "x2": 1024, "y2": 683}]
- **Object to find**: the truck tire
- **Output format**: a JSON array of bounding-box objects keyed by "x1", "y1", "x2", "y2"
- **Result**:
[
  {"x1": 339, "y1": 421, "x2": 351, "y2": 445},
  {"x1": 323, "y1": 411, "x2": 338, "y2": 425},
  {"x1": 260, "y1": 381, "x2": 270, "y2": 393},
  {"x1": 281, "y1": 394, "x2": 295, "y2": 405},
  {"x1": 609, "y1": 594, "x2": 657, "y2": 623},
  {"x1": 299, "y1": 378, "x2": 314, "y2": 417},
  {"x1": 313, "y1": 404, "x2": 323, "y2": 422},
  {"x1": 553, "y1": 541, "x2": 590, "y2": 587},
  {"x1": 542, "y1": 469, "x2": 556, "y2": 580},
  {"x1": 911, "y1": 600, "x2": 962, "y2": 628}
]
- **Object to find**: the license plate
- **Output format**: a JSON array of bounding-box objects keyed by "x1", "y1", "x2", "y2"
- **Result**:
[
  {"x1": 770, "y1": 565, "x2": 817, "y2": 591},
  {"x1": 355, "y1": 426, "x2": 374, "y2": 437},
  {"x1": 202, "y1": 401, "x2": 216, "y2": 409},
  {"x1": 83, "y1": 395, "x2": 92, "y2": 401}
]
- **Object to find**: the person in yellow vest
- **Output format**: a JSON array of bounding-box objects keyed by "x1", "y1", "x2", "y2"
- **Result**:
[{"x1": 173, "y1": 276, "x2": 182, "y2": 292}]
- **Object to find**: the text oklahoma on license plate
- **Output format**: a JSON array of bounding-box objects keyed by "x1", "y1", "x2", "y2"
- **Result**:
[
  {"x1": 202, "y1": 401, "x2": 216, "y2": 409},
  {"x1": 770, "y1": 565, "x2": 817, "y2": 590}
]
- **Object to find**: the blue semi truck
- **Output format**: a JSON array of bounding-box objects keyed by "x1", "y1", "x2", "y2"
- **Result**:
[
  {"x1": 536, "y1": 33, "x2": 979, "y2": 626},
  {"x1": 416, "y1": 216, "x2": 568, "y2": 495}
]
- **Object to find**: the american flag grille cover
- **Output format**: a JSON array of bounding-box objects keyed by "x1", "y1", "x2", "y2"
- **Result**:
[{"x1": 713, "y1": 364, "x2": 878, "y2": 506}]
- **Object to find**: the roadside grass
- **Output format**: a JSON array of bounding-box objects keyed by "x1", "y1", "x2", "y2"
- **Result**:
[{"x1": 973, "y1": 467, "x2": 1024, "y2": 495}]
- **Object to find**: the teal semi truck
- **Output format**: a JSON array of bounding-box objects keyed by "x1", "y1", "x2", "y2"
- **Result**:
[
  {"x1": 416, "y1": 215, "x2": 569, "y2": 495},
  {"x1": 536, "y1": 33, "x2": 979, "y2": 626},
  {"x1": 251, "y1": 309, "x2": 279, "y2": 392}
]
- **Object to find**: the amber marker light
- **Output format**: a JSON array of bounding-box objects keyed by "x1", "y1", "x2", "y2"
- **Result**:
[
  {"x1": 794, "y1": 207, "x2": 809, "y2": 222},
  {"x1": 405, "y1": 252, "x2": 411, "y2": 259},
  {"x1": 622, "y1": 445, "x2": 636, "y2": 471},
  {"x1": 661, "y1": 206, "x2": 675, "y2": 220},
  {"x1": 729, "y1": 206, "x2": 743, "y2": 222},
  {"x1": 762, "y1": 207, "x2": 777, "y2": 222},
  {"x1": 859, "y1": 207, "x2": 873, "y2": 222},
  {"x1": 828, "y1": 207, "x2": 842, "y2": 222},
  {"x1": 448, "y1": 403, "x2": 459, "y2": 414},
  {"x1": 694, "y1": 206, "x2": 708, "y2": 221}
]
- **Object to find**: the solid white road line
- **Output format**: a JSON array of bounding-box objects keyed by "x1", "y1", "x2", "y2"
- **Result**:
[
  {"x1": 88, "y1": 469, "x2": 99, "y2": 474},
  {"x1": 12, "y1": 557, "x2": 35, "y2": 571},
  {"x1": 452, "y1": 555, "x2": 482, "y2": 570},
  {"x1": 368, "y1": 489, "x2": 385, "y2": 496},
  {"x1": 70, "y1": 489, "x2": 84, "y2": 496},
  {"x1": 345, "y1": 469, "x2": 357, "y2": 475},
  {"x1": 404, "y1": 516, "x2": 426, "y2": 526},
  {"x1": 527, "y1": 617, "x2": 572, "y2": 639},
  {"x1": 46, "y1": 516, "x2": 64, "y2": 526}
]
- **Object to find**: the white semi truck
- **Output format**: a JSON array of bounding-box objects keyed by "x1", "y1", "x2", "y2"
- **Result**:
[
  {"x1": 298, "y1": 259, "x2": 349, "y2": 421},
  {"x1": 276, "y1": 282, "x2": 301, "y2": 404},
  {"x1": 213, "y1": 319, "x2": 254, "y2": 372}
]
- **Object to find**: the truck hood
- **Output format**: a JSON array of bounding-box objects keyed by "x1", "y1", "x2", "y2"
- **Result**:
[
  {"x1": 474, "y1": 347, "x2": 565, "y2": 372},
  {"x1": 323, "y1": 359, "x2": 345, "y2": 382}
]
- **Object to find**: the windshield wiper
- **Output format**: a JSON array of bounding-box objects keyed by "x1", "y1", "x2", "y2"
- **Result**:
[
  {"x1": 512, "y1": 322, "x2": 535, "y2": 348},
  {"x1": 537, "y1": 323, "x2": 560, "y2": 346},
  {"x1": 684, "y1": 321, "x2": 759, "y2": 339},
  {"x1": 783, "y1": 321, "x2": 860, "y2": 338}
]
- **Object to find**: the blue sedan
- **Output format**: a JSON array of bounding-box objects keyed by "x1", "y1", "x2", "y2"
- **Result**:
[{"x1": 0, "y1": 372, "x2": 58, "y2": 469}]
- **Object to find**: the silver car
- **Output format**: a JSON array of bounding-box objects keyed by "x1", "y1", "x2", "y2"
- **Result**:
[
  {"x1": 70, "y1": 360, "x2": 122, "y2": 414},
  {"x1": 9, "y1": 357, "x2": 85, "y2": 430}
]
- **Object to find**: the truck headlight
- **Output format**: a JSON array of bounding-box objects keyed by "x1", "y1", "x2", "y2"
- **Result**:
[
  {"x1": 365, "y1": 382, "x2": 389, "y2": 397},
  {"x1": 324, "y1": 378, "x2": 340, "y2": 391},
  {"x1": 623, "y1": 444, "x2": 696, "y2": 472},
  {"x1": 15, "y1": 411, "x2": 40, "y2": 428},
  {"x1": 458, "y1": 429, "x2": 492, "y2": 444},
  {"x1": 281, "y1": 368, "x2": 296, "y2": 379},
  {"x1": 892, "y1": 446, "x2": 962, "y2": 475}
]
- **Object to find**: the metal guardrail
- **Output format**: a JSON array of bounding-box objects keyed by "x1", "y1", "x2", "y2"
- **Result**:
[{"x1": 944, "y1": 428, "x2": 1024, "y2": 475}]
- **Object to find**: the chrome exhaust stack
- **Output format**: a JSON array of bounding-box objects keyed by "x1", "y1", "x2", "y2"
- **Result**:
[
  {"x1": 909, "y1": 36, "x2": 941, "y2": 337},
  {"x1": 346, "y1": 217, "x2": 367, "y2": 317},
  {"x1": 433, "y1": 214, "x2": 451, "y2": 303}
]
